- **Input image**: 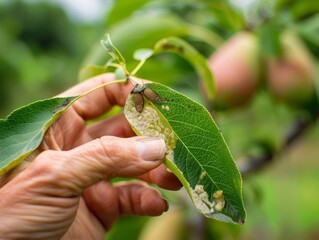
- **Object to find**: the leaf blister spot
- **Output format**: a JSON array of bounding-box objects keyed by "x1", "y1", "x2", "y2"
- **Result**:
[
  {"x1": 161, "y1": 105, "x2": 170, "y2": 111},
  {"x1": 191, "y1": 185, "x2": 226, "y2": 215},
  {"x1": 200, "y1": 171, "x2": 207, "y2": 180},
  {"x1": 213, "y1": 190, "x2": 225, "y2": 212},
  {"x1": 191, "y1": 184, "x2": 215, "y2": 214},
  {"x1": 51, "y1": 97, "x2": 72, "y2": 113},
  {"x1": 125, "y1": 95, "x2": 177, "y2": 162},
  {"x1": 161, "y1": 43, "x2": 184, "y2": 54},
  {"x1": 125, "y1": 83, "x2": 245, "y2": 222}
]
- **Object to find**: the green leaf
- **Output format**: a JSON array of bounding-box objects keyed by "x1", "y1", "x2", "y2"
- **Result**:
[
  {"x1": 154, "y1": 37, "x2": 216, "y2": 102},
  {"x1": 133, "y1": 48, "x2": 154, "y2": 62},
  {"x1": 185, "y1": 23, "x2": 224, "y2": 49},
  {"x1": 296, "y1": 14, "x2": 319, "y2": 48},
  {"x1": 0, "y1": 96, "x2": 78, "y2": 175},
  {"x1": 0, "y1": 79, "x2": 125, "y2": 176},
  {"x1": 124, "y1": 82, "x2": 245, "y2": 224},
  {"x1": 131, "y1": 48, "x2": 155, "y2": 75},
  {"x1": 291, "y1": 0, "x2": 319, "y2": 20},
  {"x1": 257, "y1": 25, "x2": 283, "y2": 58},
  {"x1": 82, "y1": 13, "x2": 189, "y2": 67},
  {"x1": 106, "y1": 0, "x2": 150, "y2": 26},
  {"x1": 206, "y1": 1, "x2": 245, "y2": 31},
  {"x1": 101, "y1": 34, "x2": 126, "y2": 67}
]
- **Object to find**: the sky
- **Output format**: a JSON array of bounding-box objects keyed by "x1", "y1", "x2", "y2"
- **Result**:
[
  {"x1": 52, "y1": 0, "x2": 112, "y2": 22},
  {"x1": 21, "y1": 0, "x2": 112, "y2": 23},
  {"x1": 19, "y1": 0, "x2": 265, "y2": 23}
]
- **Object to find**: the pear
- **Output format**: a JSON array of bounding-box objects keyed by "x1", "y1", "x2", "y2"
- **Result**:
[
  {"x1": 207, "y1": 32, "x2": 260, "y2": 110},
  {"x1": 266, "y1": 32, "x2": 315, "y2": 106}
]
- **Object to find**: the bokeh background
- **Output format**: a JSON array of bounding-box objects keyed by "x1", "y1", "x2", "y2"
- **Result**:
[{"x1": 1, "y1": 0, "x2": 319, "y2": 239}]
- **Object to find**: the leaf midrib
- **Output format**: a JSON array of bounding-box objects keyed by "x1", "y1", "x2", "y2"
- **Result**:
[{"x1": 153, "y1": 99, "x2": 241, "y2": 220}]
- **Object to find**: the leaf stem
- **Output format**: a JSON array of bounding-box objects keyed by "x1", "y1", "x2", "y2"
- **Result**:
[
  {"x1": 80, "y1": 79, "x2": 128, "y2": 99},
  {"x1": 153, "y1": 37, "x2": 216, "y2": 103},
  {"x1": 120, "y1": 63, "x2": 130, "y2": 76},
  {"x1": 106, "y1": 62, "x2": 122, "y2": 69},
  {"x1": 131, "y1": 60, "x2": 145, "y2": 76}
]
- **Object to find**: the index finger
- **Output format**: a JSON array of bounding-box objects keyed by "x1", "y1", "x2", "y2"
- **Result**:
[{"x1": 59, "y1": 73, "x2": 133, "y2": 120}]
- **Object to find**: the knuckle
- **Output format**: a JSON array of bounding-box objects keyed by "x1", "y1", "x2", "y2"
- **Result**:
[
  {"x1": 97, "y1": 136, "x2": 148, "y2": 177},
  {"x1": 99, "y1": 136, "x2": 140, "y2": 162},
  {"x1": 31, "y1": 150, "x2": 67, "y2": 179}
]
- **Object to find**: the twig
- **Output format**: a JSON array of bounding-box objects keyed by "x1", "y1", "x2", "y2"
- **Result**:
[{"x1": 239, "y1": 110, "x2": 319, "y2": 176}]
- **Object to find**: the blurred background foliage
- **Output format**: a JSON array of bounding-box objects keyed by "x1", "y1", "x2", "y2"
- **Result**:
[
  {"x1": 1, "y1": 0, "x2": 319, "y2": 239},
  {"x1": 0, "y1": 0, "x2": 105, "y2": 117}
]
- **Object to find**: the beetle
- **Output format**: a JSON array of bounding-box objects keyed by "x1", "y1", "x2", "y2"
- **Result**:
[{"x1": 131, "y1": 84, "x2": 162, "y2": 113}]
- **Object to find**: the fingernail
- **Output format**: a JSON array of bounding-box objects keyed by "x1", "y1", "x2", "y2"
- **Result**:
[{"x1": 134, "y1": 138, "x2": 166, "y2": 161}]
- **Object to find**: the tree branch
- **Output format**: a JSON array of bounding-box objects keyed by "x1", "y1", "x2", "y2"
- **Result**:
[{"x1": 239, "y1": 110, "x2": 319, "y2": 176}]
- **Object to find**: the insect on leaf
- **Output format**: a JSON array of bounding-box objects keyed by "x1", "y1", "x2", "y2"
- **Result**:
[
  {"x1": 124, "y1": 82, "x2": 246, "y2": 224},
  {"x1": 133, "y1": 93, "x2": 144, "y2": 113},
  {"x1": 143, "y1": 87, "x2": 162, "y2": 104}
]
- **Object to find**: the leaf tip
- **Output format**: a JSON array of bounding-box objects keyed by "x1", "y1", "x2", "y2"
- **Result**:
[
  {"x1": 100, "y1": 33, "x2": 114, "y2": 51},
  {"x1": 238, "y1": 217, "x2": 245, "y2": 225}
]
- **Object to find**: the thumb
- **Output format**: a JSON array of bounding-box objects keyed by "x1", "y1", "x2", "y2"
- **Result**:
[{"x1": 25, "y1": 136, "x2": 166, "y2": 196}]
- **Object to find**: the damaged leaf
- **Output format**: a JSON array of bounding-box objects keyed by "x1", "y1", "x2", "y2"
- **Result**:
[{"x1": 124, "y1": 82, "x2": 246, "y2": 224}]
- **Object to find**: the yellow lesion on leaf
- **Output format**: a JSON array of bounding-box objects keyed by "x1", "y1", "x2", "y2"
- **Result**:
[
  {"x1": 213, "y1": 190, "x2": 225, "y2": 212},
  {"x1": 124, "y1": 94, "x2": 177, "y2": 162},
  {"x1": 200, "y1": 171, "x2": 207, "y2": 180}
]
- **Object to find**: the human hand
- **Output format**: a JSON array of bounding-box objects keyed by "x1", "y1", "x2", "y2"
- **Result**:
[{"x1": 0, "y1": 74, "x2": 181, "y2": 240}]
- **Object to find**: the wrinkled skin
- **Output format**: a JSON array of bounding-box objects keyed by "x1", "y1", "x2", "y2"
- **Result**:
[{"x1": 0, "y1": 74, "x2": 181, "y2": 240}]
